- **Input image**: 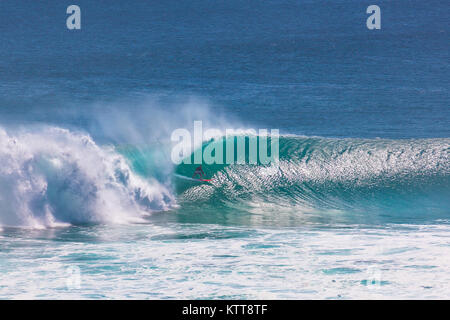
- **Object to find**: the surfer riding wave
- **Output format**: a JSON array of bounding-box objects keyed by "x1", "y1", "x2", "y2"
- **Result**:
[{"x1": 192, "y1": 165, "x2": 205, "y2": 179}]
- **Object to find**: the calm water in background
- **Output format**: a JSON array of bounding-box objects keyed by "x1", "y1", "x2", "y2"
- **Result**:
[{"x1": 0, "y1": 0, "x2": 449, "y2": 298}]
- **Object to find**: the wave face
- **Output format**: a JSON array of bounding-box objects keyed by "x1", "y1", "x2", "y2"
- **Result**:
[
  {"x1": 175, "y1": 136, "x2": 450, "y2": 225},
  {"x1": 0, "y1": 127, "x2": 175, "y2": 228}
]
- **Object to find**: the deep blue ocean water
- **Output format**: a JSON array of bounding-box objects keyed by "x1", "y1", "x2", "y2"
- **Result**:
[{"x1": 0, "y1": 0, "x2": 449, "y2": 298}]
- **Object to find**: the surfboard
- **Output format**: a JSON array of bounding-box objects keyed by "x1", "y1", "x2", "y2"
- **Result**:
[{"x1": 174, "y1": 174, "x2": 212, "y2": 183}]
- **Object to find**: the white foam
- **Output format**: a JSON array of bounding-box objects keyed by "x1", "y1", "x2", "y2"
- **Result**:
[
  {"x1": 0, "y1": 126, "x2": 175, "y2": 228},
  {"x1": 1, "y1": 223, "x2": 449, "y2": 299}
]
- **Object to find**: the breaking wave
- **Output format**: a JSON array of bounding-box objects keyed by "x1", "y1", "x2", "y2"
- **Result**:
[
  {"x1": 174, "y1": 136, "x2": 450, "y2": 224},
  {"x1": 0, "y1": 126, "x2": 175, "y2": 228},
  {"x1": 1, "y1": 122, "x2": 448, "y2": 228}
]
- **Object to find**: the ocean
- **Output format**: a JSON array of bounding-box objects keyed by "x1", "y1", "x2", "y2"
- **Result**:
[{"x1": 0, "y1": 0, "x2": 449, "y2": 299}]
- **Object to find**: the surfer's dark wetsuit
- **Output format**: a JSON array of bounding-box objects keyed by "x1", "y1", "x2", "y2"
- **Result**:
[{"x1": 193, "y1": 165, "x2": 205, "y2": 178}]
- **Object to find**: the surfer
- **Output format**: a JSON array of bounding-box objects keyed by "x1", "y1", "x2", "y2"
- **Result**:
[{"x1": 192, "y1": 165, "x2": 205, "y2": 179}]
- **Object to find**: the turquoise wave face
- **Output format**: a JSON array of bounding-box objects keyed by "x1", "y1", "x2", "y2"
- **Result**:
[{"x1": 121, "y1": 135, "x2": 450, "y2": 226}]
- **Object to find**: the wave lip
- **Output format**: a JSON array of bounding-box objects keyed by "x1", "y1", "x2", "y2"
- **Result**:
[{"x1": 0, "y1": 126, "x2": 175, "y2": 229}]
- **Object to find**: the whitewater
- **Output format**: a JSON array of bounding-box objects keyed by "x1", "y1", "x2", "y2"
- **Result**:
[{"x1": 0, "y1": 126, "x2": 175, "y2": 228}]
